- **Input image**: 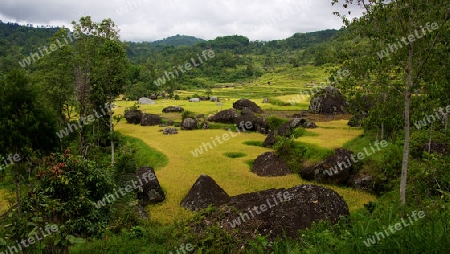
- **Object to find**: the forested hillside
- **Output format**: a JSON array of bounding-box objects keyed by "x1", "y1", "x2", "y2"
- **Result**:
[{"x1": 0, "y1": 21, "x2": 60, "y2": 75}]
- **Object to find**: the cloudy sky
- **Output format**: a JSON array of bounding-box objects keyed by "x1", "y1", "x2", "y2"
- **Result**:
[{"x1": 0, "y1": 0, "x2": 364, "y2": 42}]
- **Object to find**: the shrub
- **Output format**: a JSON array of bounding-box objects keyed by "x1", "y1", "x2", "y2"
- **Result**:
[
  {"x1": 266, "y1": 116, "x2": 289, "y2": 131},
  {"x1": 408, "y1": 154, "x2": 450, "y2": 200},
  {"x1": 223, "y1": 152, "x2": 246, "y2": 158},
  {"x1": 409, "y1": 130, "x2": 450, "y2": 158},
  {"x1": 243, "y1": 140, "x2": 264, "y2": 147},
  {"x1": 273, "y1": 135, "x2": 306, "y2": 174},
  {"x1": 181, "y1": 110, "x2": 196, "y2": 121}
]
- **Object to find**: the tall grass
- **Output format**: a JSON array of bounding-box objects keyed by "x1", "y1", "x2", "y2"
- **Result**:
[{"x1": 120, "y1": 135, "x2": 168, "y2": 170}]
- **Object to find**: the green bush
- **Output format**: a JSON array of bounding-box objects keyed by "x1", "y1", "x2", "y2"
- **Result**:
[
  {"x1": 408, "y1": 154, "x2": 450, "y2": 200},
  {"x1": 181, "y1": 110, "x2": 197, "y2": 121},
  {"x1": 273, "y1": 135, "x2": 306, "y2": 174},
  {"x1": 243, "y1": 140, "x2": 264, "y2": 147},
  {"x1": 268, "y1": 98, "x2": 291, "y2": 106},
  {"x1": 369, "y1": 143, "x2": 403, "y2": 194},
  {"x1": 409, "y1": 130, "x2": 450, "y2": 158},
  {"x1": 266, "y1": 116, "x2": 289, "y2": 131},
  {"x1": 223, "y1": 152, "x2": 246, "y2": 158}
]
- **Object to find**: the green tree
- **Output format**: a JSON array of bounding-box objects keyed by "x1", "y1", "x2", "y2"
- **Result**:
[
  {"x1": 0, "y1": 69, "x2": 57, "y2": 219},
  {"x1": 333, "y1": 0, "x2": 450, "y2": 204},
  {"x1": 94, "y1": 39, "x2": 129, "y2": 165}
]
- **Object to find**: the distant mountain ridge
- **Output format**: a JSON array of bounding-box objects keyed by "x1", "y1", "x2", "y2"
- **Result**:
[{"x1": 151, "y1": 34, "x2": 205, "y2": 46}]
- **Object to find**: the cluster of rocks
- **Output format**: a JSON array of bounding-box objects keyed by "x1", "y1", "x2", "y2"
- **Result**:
[
  {"x1": 162, "y1": 127, "x2": 178, "y2": 135},
  {"x1": 308, "y1": 86, "x2": 348, "y2": 114},
  {"x1": 124, "y1": 110, "x2": 162, "y2": 126},
  {"x1": 298, "y1": 148, "x2": 381, "y2": 193},
  {"x1": 162, "y1": 106, "x2": 184, "y2": 113},
  {"x1": 207, "y1": 99, "x2": 269, "y2": 134},
  {"x1": 182, "y1": 175, "x2": 349, "y2": 241}
]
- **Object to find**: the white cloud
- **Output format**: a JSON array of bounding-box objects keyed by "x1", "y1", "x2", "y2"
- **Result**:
[{"x1": 0, "y1": 0, "x2": 364, "y2": 41}]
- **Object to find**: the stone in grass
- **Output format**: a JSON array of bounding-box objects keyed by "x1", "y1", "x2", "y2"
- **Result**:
[
  {"x1": 136, "y1": 166, "x2": 165, "y2": 206},
  {"x1": 180, "y1": 175, "x2": 230, "y2": 212},
  {"x1": 252, "y1": 152, "x2": 291, "y2": 176}
]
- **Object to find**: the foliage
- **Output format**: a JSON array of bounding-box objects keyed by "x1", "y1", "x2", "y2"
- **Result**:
[
  {"x1": 265, "y1": 116, "x2": 289, "y2": 131},
  {"x1": 408, "y1": 154, "x2": 450, "y2": 200},
  {"x1": 150, "y1": 34, "x2": 205, "y2": 47},
  {"x1": 409, "y1": 130, "x2": 450, "y2": 159},
  {"x1": 223, "y1": 152, "x2": 246, "y2": 158},
  {"x1": 273, "y1": 134, "x2": 307, "y2": 174},
  {"x1": 181, "y1": 110, "x2": 196, "y2": 121},
  {"x1": 0, "y1": 69, "x2": 57, "y2": 156},
  {"x1": 1, "y1": 150, "x2": 115, "y2": 252},
  {"x1": 118, "y1": 135, "x2": 168, "y2": 170},
  {"x1": 243, "y1": 140, "x2": 264, "y2": 147}
]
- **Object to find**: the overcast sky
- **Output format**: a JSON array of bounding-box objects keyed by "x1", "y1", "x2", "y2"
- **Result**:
[{"x1": 0, "y1": 0, "x2": 364, "y2": 42}]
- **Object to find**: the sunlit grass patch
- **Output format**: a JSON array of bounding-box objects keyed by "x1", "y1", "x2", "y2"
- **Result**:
[
  {"x1": 115, "y1": 119, "x2": 375, "y2": 225},
  {"x1": 0, "y1": 188, "x2": 12, "y2": 215},
  {"x1": 296, "y1": 120, "x2": 363, "y2": 149}
]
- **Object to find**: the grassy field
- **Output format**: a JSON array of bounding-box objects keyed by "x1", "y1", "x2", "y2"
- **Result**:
[
  {"x1": 113, "y1": 99, "x2": 375, "y2": 225},
  {"x1": 0, "y1": 65, "x2": 373, "y2": 227}
]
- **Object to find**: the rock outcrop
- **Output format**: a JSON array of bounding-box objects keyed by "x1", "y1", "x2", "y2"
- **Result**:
[
  {"x1": 140, "y1": 114, "x2": 162, "y2": 126},
  {"x1": 252, "y1": 152, "x2": 291, "y2": 176},
  {"x1": 233, "y1": 99, "x2": 262, "y2": 113},
  {"x1": 124, "y1": 110, "x2": 143, "y2": 124},
  {"x1": 180, "y1": 175, "x2": 230, "y2": 211},
  {"x1": 308, "y1": 86, "x2": 347, "y2": 114},
  {"x1": 208, "y1": 109, "x2": 238, "y2": 124},
  {"x1": 300, "y1": 148, "x2": 354, "y2": 184},
  {"x1": 162, "y1": 106, "x2": 184, "y2": 113},
  {"x1": 136, "y1": 166, "x2": 165, "y2": 205}
]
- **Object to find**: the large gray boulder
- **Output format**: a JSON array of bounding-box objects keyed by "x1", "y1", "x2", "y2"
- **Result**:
[
  {"x1": 191, "y1": 184, "x2": 349, "y2": 242},
  {"x1": 252, "y1": 152, "x2": 291, "y2": 176},
  {"x1": 124, "y1": 110, "x2": 143, "y2": 124},
  {"x1": 138, "y1": 97, "x2": 156, "y2": 105},
  {"x1": 300, "y1": 148, "x2": 354, "y2": 184},
  {"x1": 189, "y1": 98, "x2": 200, "y2": 102},
  {"x1": 308, "y1": 86, "x2": 347, "y2": 114},
  {"x1": 235, "y1": 108, "x2": 255, "y2": 131},
  {"x1": 208, "y1": 109, "x2": 238, "y2": 124},
  {"x1": 135, "y1": 166, "x2": 165, "y2": 205},
  {"x1": 180, "y1": 175, "x2": 230, "y2": 211},
  {"x1": 162, "y1": 106, "x2": 184, "y2": 113},
  {"x1": 181, "y1": 118, "x2": 197, "y2": 130},
  {"x1": 140, "y1": 114, "x2": 162, "y2": 126},
  {"x1": 233, "y1": 99, "x2": 262, "y2": 113}
]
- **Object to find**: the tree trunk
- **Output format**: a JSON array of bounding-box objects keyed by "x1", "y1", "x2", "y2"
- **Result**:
[
  {"x1": 428, "y1": 121, "x2": 433, "y2": 153},
  {"x1": 110, "y1": 107, "x2": 114, "y2": 166},
  {"x1": 400, "y1": 39, "x2": 413, "y2": 205},
  {"x1": 109, "y1": 87, "x2": 115, "y2": 166},
  {"x1": 14, "y1": 173, "x2": 21, "y2": 217}
]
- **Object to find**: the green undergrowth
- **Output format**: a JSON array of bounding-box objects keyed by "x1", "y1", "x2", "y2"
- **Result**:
[
  {"x1": 243, "y1": 140, "x2": 264, "y2": 147},
  {"x1": 223, "y1": 152, "x2": 246, "y2": 158},
  {"x1": 120, "y1": 135, "x2": 168, "y2": 170}
]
